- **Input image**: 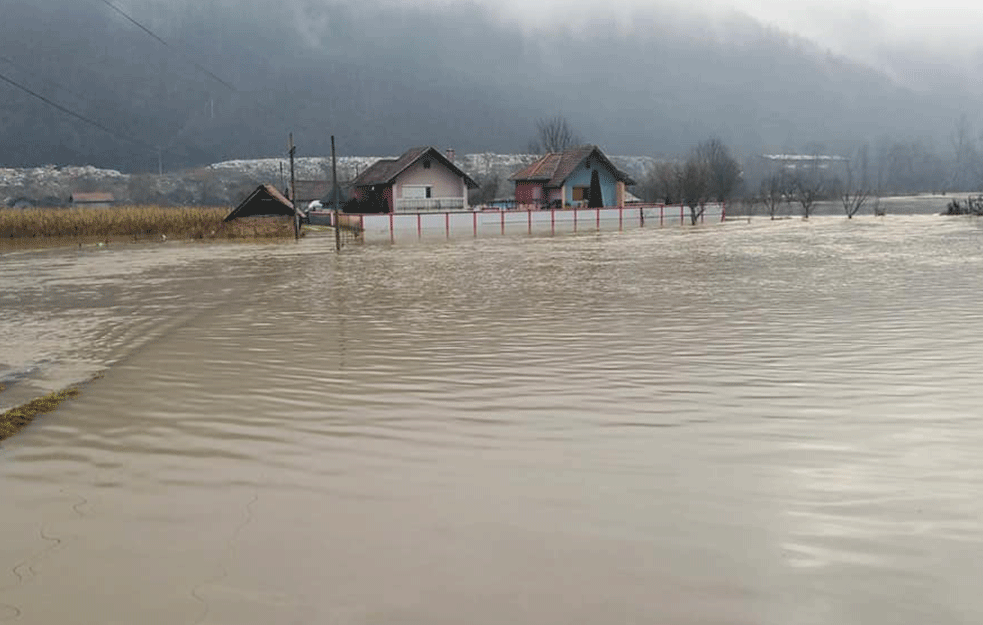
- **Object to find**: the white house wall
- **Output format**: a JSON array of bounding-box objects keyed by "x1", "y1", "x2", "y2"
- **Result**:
[{"x1": 394, "y1": 158, "x2": 466, "y2": 199}]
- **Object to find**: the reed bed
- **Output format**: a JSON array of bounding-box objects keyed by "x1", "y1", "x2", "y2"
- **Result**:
[
  {"x1": 0, "y1": 206, "x2": 298, "y2": 240},
  {"x1": 0, "y1": 386, "x2": 81, "y2": 442}
]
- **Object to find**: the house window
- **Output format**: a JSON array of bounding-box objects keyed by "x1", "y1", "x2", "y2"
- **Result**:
[
  {"x1": 572, "y1": 186, "x2": 589, "y2": 201},
  {"x1": 404, "y1": 185, "x2": 432, "y2": 199},
  {"x1": 531, "y1": 186, "x2": 542, "y2": 200},
  {"x1": 423, "y1": 160, "x2": 431, "y2": 169}
]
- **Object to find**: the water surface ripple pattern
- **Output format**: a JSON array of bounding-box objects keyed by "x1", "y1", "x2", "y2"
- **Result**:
[{"x1": 2, "y1": 217, "x2": 983, "y2": 624}]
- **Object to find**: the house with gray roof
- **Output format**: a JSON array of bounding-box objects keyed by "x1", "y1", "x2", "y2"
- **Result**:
[{"x1": 350, "y1": 146, "x2": 479, "y2": 213}]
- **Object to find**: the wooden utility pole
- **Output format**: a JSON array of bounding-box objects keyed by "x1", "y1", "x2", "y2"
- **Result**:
[
  {"x1": 332, "y1": 135, "x2": 341, "y2": 252},
  {"x1": 289, "y1": 133, "x2": 298, "y2": 240}
]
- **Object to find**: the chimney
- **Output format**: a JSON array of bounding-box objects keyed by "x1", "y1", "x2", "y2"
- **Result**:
[{"x1": 446, "y1": 148, "x2": 455, "y2": 163}]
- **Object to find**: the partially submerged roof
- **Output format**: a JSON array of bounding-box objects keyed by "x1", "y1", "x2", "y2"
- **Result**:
[
  {"x1": 510, "y1": 145, "x2": 636, "y2": 187},
  {"x1": 224, "y1": 184, "x2": 300, "y2": 221},
  {"x1": 71, "y1": 192, "x2": 115, "y2": 203},
  {"x1": 352, "y1": 146, "x2": 479, "y2": 189}
]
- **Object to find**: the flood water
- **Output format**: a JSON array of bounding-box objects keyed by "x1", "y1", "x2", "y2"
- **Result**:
[{"x1": 3, "y1": 215, "x2": 983, "y2": 624}]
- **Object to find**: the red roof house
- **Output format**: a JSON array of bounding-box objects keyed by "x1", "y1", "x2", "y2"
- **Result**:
[{"x1": 510, "y1": 145, "x2": 635, "y2": 208}]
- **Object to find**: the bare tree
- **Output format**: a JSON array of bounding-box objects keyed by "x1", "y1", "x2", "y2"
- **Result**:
[
  {"x1": 840, "y1": 144, "x2": 871, "y2": 218},
  {"x1": 696, "y1": 137, "x2": 742, "y2": 202},
  {"x1": 790, "y1": 151, "x2": 826, "y2": 218},
  {"x1": 643, "y1": 161, "x2": 682, "y2": 204},
  {"x1": 528, "y1": 115, "x2": 580, "y2": 154},
  {"x1": 680, "y1": 154, "x2": 710, "y2": 225},
  {"x1": 759, "y1": 171, "x2": 789, "y2": 220}
]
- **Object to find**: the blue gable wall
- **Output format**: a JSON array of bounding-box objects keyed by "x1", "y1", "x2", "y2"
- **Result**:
[{"x1": 562, "y1": 153, "x2": 619, "y2": 206}]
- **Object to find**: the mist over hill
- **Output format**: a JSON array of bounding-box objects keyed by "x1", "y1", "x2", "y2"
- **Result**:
[{"x1": 0, "y1": 0, "x2": 977, "y2": 173}]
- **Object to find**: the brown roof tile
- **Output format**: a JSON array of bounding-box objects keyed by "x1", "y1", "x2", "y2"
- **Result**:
[
  {"x1": 510, "y1": 145, "x2": 636, "y2": 186},
  {"x1": 223, "y1": 184, "x2": 299, "y2": 221}
]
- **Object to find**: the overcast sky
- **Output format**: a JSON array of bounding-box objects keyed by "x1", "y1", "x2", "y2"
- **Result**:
[{"x1": 459, "y1": 0, "x2": 983, "y2": 75}]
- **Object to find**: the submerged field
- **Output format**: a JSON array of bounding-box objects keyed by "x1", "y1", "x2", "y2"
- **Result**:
[{"x1": 0, "y1": 206, "x2": 297, "y2": 241}]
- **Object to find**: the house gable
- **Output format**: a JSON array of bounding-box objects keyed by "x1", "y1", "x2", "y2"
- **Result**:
[
  {"x1": 511, "y1": 145, "x2": 635, "y2": 208},
  {"x1": 352, "y1": 147, "x2": 478, "y2": 190},
  {"x1": 510, "y1": 145, "x2": 635, "y2": 188},
  {"x1": 224, "y1": 184, "x2": 300, "y2": 221}
]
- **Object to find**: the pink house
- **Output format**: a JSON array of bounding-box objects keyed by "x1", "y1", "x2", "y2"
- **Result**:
[{"x1": 351, "y1": 146, "x2": 479, "y2": 213}]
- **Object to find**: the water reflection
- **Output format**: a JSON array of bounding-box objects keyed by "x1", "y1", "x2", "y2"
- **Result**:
[{"x1": 2, "y1": 216, "x2": 983, "y2": 624}]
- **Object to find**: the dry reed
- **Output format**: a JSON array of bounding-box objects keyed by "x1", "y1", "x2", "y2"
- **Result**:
[
  {"x1": 0, "y1": 206, "x2": 298, "y2": 240},
  {"x1": 0, "y1": 387, "x2": 81, "y2": 442}
]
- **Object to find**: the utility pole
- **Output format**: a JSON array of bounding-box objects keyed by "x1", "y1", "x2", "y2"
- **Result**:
[
  {"x1": 289, "y1": 133, "x2": 298, "y2": 240},
  {"x1": 332, "y1": 135, "x2": 341, "y2": 252},
  {"x1": 157, "y1": 146, "x2": 162, "y2": 177}
]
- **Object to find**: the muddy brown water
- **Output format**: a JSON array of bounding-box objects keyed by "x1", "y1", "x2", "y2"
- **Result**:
[{"x1": 3, "y1": 216, "x2": 983, "y2": 624}]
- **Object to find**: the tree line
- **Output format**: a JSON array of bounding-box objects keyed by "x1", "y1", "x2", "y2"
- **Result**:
[{"x1": 633, "y1": 115, "x2": 983, "y2": 220}]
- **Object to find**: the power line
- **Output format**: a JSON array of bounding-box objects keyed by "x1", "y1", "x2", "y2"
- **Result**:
[
  {"x1": 0, "y1": 54, "x2": 135, "y2": 122},
  {"x1": 92, "y1": 0, "x2": 289, "y2": 124},
  {"x1": 0, "y1": 69, "x2": 159, "y2": 152},
  {"x1": 95, "y1": 0, "x2": 238, "y2": 93}
]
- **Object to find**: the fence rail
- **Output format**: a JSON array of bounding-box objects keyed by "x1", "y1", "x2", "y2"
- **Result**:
[
  {"x1": 329, "y1": 203, "x2": 725, "y2": 245},
  {"x1": 394, "y1": 197, "x2": 468, "y2": 212}
]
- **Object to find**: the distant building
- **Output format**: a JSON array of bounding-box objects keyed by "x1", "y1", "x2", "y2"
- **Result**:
[
  {"x1": 70, "y1": 192, "x2": 115, "y2": 208},
  {"x1": 351, "y1": 146, "x2": 479, "y2": 213},
  {"x1": 291, "y1": 180, "x2": 332, "y2": 208},
  {"x1": 510, "y1": 145, "x2": 635, "y2": 208},
  {"x1": 760, "y1": 154, "x2": 849, "y2": 170},
  {"x1": 223, "y1": 184, "x2": 301, "y2": 221}
]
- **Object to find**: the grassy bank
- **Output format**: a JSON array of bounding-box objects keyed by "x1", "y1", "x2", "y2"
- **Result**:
[
  {"x1": 0, "y1": 387, "x2": 81, "y2": 442},
  {"x1": 0, "y1": 206, "x2": 297, "y2": 240}
]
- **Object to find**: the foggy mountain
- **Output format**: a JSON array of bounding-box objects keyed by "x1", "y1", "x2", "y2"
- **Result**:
[{"x1": 0, "y1": 0, "x2": 976, "y2": 173}]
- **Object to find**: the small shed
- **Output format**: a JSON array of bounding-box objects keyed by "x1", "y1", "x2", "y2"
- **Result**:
[
  {"x1": 71, "y1": 192, "x2": 115, "y2": 208},
  {"x1": 224, "y1": 184, "x2": 301, "y2": 221}
]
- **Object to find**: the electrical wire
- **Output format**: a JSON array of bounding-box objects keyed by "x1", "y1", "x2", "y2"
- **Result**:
[
  {"x1": 0, "y1": 69, "x2": 159, "y2": 151},
  {"x1": 95, "y1": 0, "x2": 239, "y2": 93}
]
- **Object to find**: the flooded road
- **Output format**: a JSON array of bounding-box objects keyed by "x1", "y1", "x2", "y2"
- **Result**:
[{"x1": 3, "y1": 216, "x2": 983, "y2": 624}]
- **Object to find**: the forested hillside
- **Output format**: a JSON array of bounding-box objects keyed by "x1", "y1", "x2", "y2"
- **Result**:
[{"x1": 0, "y1": 0, "x2": 974, "y2": 173}]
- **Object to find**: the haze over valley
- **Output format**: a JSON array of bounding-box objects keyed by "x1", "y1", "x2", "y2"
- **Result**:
[{"x1": 2, "y1": 0, "x2": 982, "y2": 176}]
